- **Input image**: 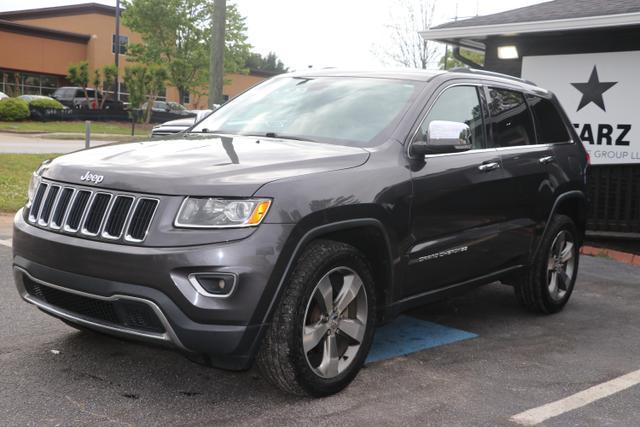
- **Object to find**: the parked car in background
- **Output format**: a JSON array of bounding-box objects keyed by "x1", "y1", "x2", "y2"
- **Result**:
[
  {"x1": 0, "y1": 91, "x2": 7, "y2": 100},
  {"x1": 142, "y1": 100, "x2": 190, "y2": 115},
  {"x1": 52, "y1": 87, "x2": 121, "y2": 110},
  {"x1": 151, "y1": 109, "x2": 214, "y2": 137}
]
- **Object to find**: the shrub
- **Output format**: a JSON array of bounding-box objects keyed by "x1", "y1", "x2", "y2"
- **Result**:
[
  {"x1": 29, "y1": 98, "x2": 64, "y2": 110},
  {"x1": 0, "y1": 98, "x2": 30, "y2": 121}
]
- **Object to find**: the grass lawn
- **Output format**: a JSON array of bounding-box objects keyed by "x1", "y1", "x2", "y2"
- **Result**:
[
  {"x1": 0, "y1": 153, "x2": 58, "y2": 213},
  {"x1": 0, "y1": 121, "x2": 152, "y2": 136}
]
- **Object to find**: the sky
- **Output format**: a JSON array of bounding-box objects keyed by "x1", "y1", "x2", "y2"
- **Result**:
[{"x1": 0, "y1": 0, "x2": 548, "y2": 70}]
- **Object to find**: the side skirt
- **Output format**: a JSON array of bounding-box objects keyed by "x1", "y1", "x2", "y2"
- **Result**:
[{"x1": 386, "y1": 264, "x2": 526, "y2": 317}]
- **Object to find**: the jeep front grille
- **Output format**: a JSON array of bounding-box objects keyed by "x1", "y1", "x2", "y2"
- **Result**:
[{"x1": 28, "y1": 180, "x2": 159, "y2": 243}]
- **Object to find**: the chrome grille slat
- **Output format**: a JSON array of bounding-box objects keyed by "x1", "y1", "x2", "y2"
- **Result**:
[
  {"x1": 29, "y1": 183, "x2": 49, "y2": 222},
  {"x1": 65, "y1": 190, "x2": 92, "y2": 232},
  {"x1": 30, "y1": 180, "x2": 157, "y2": 243},
  {"x1": 38, "y1": 185, "x2": 60, "y2": 226},
  {"x1": 102, "y1": 196, "x2": 135, "y2": 239},
  {"x1": 50, "y1": 188, "x2": 74, "y2": 229},
  {"x1": 81, "y1": 193, "x2": 112, "y2": 236},
  {"x1": 125, "y1": 198, "x2": 159, "y2": 242}
]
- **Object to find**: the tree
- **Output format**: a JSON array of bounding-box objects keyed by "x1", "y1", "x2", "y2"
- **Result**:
[
  {"x1": 374, "y1": 0, "x2": 439, "y2": 69},
  {"x1": 209, "y1": 0, "x2": 226, "y2": 107},
  {"x1": 92, "y1": 69, "x2": 101, "y2": 108},
  {"x1": 439, "y1": 48, "x2": 485, "y2": 70},
  {"x1": 100, "y1": 65, "x2": 118, "y2": 109},
  {"x1": 245, "y1": 52, "x2": 288, "y2": 74},
  {"x1": 67, "y1": 61, "x2": 90, "y2": 108},
  {"x1": 123, "y1": 0, "x2": 251, "y2": 104},
  {"x1": 143, "y1": 65, "x2": 169, "y2": 123}
]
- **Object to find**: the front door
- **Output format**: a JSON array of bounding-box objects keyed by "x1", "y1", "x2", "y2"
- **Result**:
[{"x1": 405, "y1": 84, "x2": 508, "y2": 297}]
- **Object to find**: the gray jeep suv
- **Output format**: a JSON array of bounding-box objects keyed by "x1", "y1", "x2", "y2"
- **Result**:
[{"x1": 13, "y1": 69, "x2": 589, "y2": 396}]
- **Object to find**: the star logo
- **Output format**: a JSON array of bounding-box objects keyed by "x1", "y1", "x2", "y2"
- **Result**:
[{"x1": 571, "y1": 66, "x2": 617, "y2": 112}]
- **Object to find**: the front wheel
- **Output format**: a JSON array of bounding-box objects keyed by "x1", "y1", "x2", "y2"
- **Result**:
[
  {"x1": 515, "y1": 214, "x2": 580, "y2": 314},
  {"x1": 257, "y1": 240, "x2": 376, "y2": 396}
]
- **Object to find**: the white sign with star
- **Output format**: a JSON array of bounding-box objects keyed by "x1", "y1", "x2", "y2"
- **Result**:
[{"x1": 522, "y1": 50, "x2": 640, "y2": 165}]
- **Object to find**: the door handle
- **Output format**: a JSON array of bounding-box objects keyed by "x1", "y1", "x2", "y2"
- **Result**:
[
  {"x1": 539, "y1": 155, "x2": 555, "y2": 164},
  {"x1": 478, "y1": 162, "x2": 500, "y2": 172}
]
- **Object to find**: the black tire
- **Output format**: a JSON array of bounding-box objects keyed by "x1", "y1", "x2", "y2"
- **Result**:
[
  {"x1": 515, "y1": 214, "x2": 580, "y2": 314},
  {"x1": 257, "y1": 239, "x2": 376, "y2": 397}
]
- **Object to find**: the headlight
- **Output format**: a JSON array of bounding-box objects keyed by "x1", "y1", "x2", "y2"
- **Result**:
[
  {"x1": 27, "y1": 172, "x2": 42, "y2": 205},
  {"x1": 175, "y1": 197, "x2": 271, "y2": 228},
  {"x1": 26, "y1": 158, "x2": 51, "y2": 205}
]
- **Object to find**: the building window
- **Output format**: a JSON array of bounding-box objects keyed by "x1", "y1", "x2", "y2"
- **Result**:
[
  {"x1": 182, "y1": 90, "x2": 190, "y2": 105},
  {"x1": 0, "y1": 70, "x2": 62, "y2": 96},
  {"x1": 112, "y1": 34, "x2": 128, "y2": 54}
]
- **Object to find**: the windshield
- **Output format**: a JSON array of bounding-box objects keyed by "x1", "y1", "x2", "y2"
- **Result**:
[{"x1": 191, "y1": 76, "x2": 422, "y2": 146}]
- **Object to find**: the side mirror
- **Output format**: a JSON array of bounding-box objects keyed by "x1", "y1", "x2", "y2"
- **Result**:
[{"x1": 411, "y1": 120, "x2": 473, "y2": 157}]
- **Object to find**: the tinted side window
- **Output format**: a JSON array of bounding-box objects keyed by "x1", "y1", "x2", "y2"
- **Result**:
[
  {"x1": 526, "y1": 95, "x2": 570, "y2": 143},
  {"x1": 414, "y1": 86, "x2": 485, "y2": 149},
  {"x1": 488, "y1": 88, "x2": 535, "y2": 147}
]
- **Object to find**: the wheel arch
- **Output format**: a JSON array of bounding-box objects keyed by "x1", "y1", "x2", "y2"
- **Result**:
[
  {"x1": 261, "y1": 218, "x2": 395, "y2": 327},
  {"x1": 533, "y1": 190, "x2": 587, "y2": 261}
]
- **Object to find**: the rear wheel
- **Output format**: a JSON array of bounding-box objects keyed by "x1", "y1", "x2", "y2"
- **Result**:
[
  {"x1": 515, "y1": 215, "x2": 580, "y2": 313},
  {"x1": 257, "y1": 240, "x2": 376, "y2": 396}
]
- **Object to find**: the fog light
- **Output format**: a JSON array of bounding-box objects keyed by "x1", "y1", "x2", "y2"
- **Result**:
[{"x1": 188, "y1": 273, "x2": 236, "y2": 297}]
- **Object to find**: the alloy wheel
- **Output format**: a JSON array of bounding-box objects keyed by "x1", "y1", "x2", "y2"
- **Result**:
[
  {"x1": 546, "y1": 230, "x2": 576, "y2": 301},
  {"x1": 302, "y1": 266, "x2": 368, "y2": 379}
]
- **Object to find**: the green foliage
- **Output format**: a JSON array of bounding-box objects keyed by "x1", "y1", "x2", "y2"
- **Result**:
[
  {"x1": 66, "y1": 61, "x2": 91, "y2": 107},
  {"x1": 0, "y1": 98, "x2": 30, "y2": 121},
  {"x1": 439, "y1": 48, "x2": 485, "y2": 70},
  {"x1": 100, "y1": 65, "x2": 118, "y2": 109},
  {"x1": 67, "y1": 61, "x2": 89, "y2": 88},
  {"x1": 143, "y1": 65, "x2": 169, "y2": 122},
  {"x1": 122, "y1": 0, "x2": 251, "y2": 98},
  {"x1": 0, "y1": 153, "x2": 58, "y2": 213},
  {"x1": 245, "y1": 52, "x2": 288, "y2": 74},
  {"x1": 124, "y1": 65, "x2": 148, "y2": 115},
  {"x1": 28, "y1": 98, "x2": 64, "y2": 110}
]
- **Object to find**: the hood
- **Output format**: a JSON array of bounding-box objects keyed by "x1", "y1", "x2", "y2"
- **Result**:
[
  {"x1": 153, "y1": 117, "x2": 196, "y2": 128},
  {"x1": 43, "y1": 134, "x2": 370, "y2": 196}
]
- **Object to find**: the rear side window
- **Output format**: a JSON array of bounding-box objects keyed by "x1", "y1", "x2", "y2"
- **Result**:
[
  {"x1": 526, "y1": 95, "x2": 570, "y2": 143},
  {"x1": 487, "y1": 87, "x2": 535, "y2": 147},
  {"x1": 414, "y1": 85, "x2": 486, "y2": 149}
]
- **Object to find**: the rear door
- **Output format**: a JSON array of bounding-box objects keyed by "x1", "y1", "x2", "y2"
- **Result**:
[
  {"x1": 405, "y1": 84, "x2": 508, "y2": 297},
  {"x1": 486, "y1": 86, "x2": 555, "y2": 265}
]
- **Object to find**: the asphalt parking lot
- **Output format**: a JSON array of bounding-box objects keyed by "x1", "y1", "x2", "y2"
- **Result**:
[{"x1": 1, "y1": 242, "x2": 639, "y2": 426}]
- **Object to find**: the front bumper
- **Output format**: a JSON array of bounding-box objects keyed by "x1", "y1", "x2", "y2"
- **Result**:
[{"x1": 12, "y1": 211, "x2": 294, "y2": 370}]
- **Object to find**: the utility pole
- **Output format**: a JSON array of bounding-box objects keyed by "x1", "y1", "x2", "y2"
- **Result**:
[
  {"x1": 208, "y1": 0, "x2": 226, "y2": 108},
  {"x1": 114, "y1": 0, "x2": 121, "y2": 102}
]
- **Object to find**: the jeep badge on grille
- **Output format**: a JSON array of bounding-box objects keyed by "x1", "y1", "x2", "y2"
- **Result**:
[{"x1": 80, "y1": 171, "x2": 104, "y2": 184}]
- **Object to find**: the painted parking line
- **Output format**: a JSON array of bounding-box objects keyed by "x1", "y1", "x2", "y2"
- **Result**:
[
  {"x1": 366, "y1": 315, "x2": 477, "y2": 364},
  {"x1": 0, "y1": 238, "x2": 11, "y2": 248},
  {"x1": 510, "y1": 369, "x2": 640, "y2": 426}
]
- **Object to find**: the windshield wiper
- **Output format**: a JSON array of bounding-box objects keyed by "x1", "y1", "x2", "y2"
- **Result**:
[{"x1": 244, "y1": 132, "x2": 316, "y2": 142}]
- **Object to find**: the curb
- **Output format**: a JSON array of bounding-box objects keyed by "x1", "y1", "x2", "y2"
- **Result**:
[{"x1": 581, "y1": 245, "x2": 640, "y2": 266}]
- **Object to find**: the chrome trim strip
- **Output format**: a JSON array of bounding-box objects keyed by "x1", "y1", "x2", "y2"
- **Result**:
[
  {"x1": 187, "y1": 272, "x2": 238, "y2": 298},
  {"x1": 14, "y1": 266, "x2": 188, "y2": 351}
]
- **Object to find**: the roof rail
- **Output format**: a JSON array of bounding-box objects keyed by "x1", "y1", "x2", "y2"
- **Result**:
[{"x1": 448, "y1": 67, "x2": 537, "y2": 87}]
